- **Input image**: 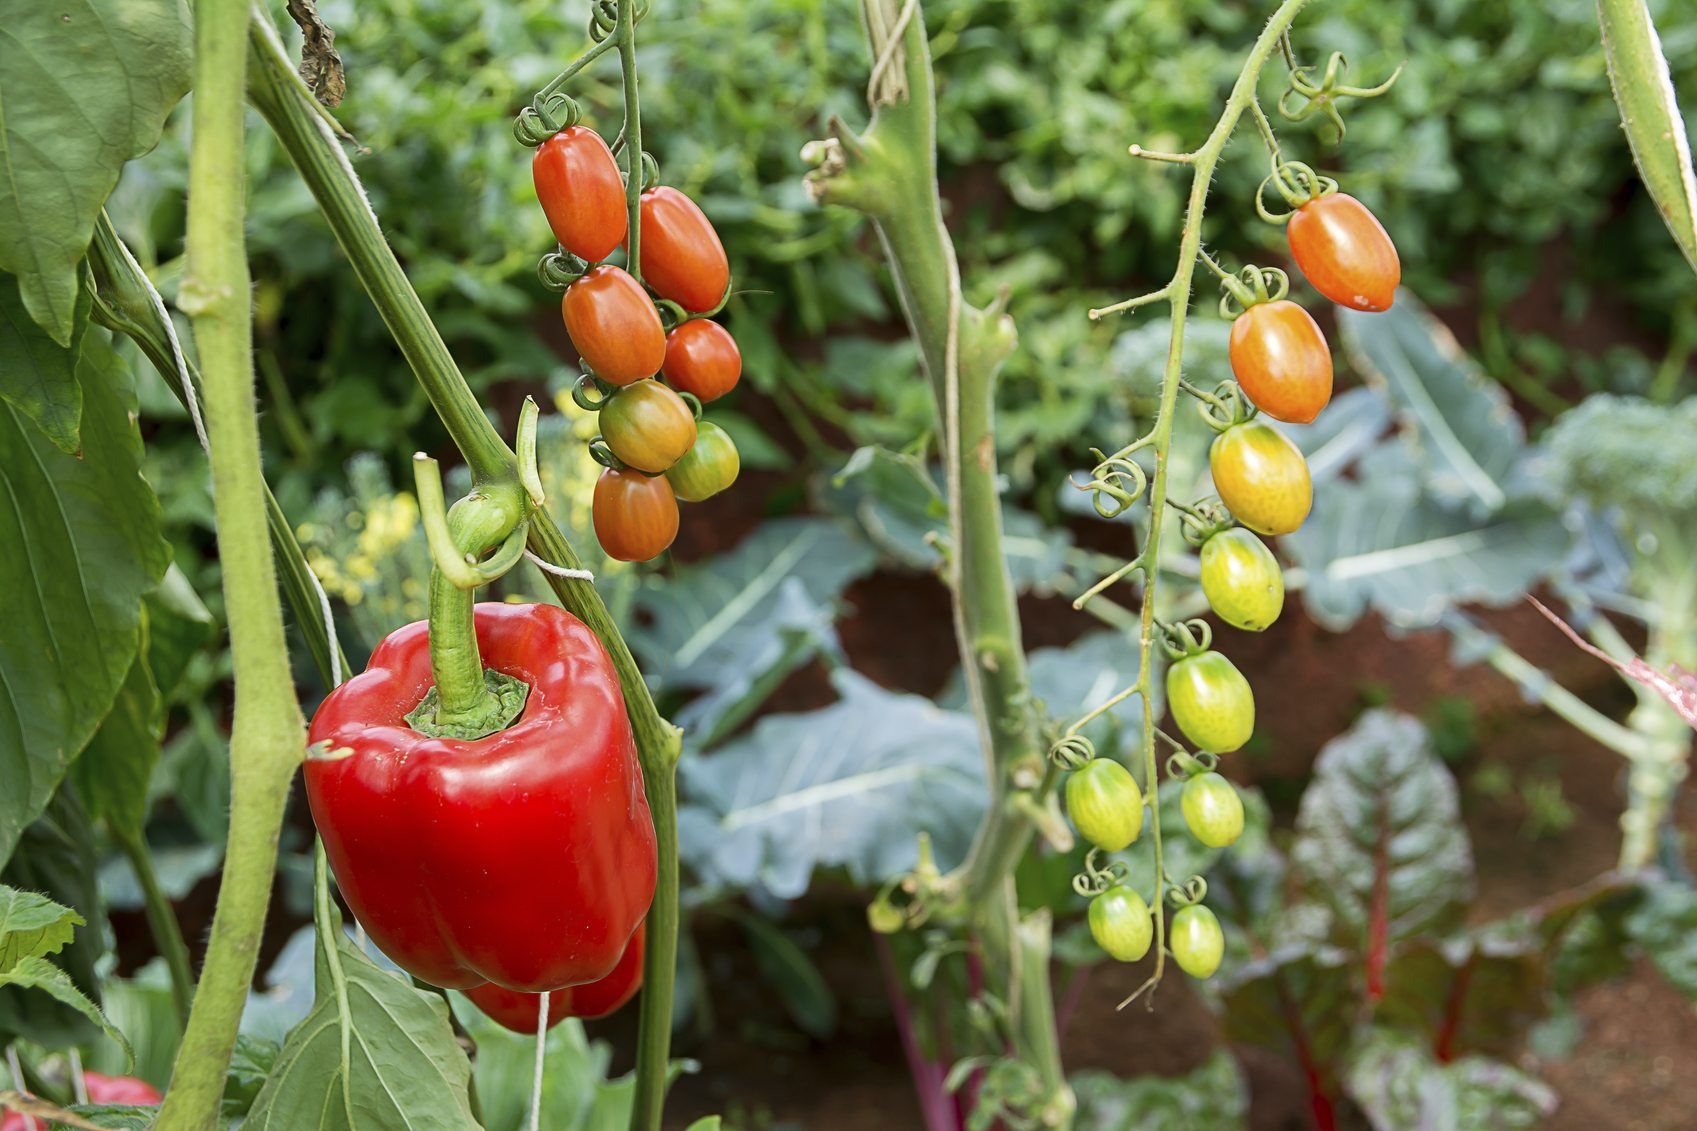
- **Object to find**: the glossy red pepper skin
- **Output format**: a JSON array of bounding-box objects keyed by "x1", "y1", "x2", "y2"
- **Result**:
[
  {"x1": 305, "y1": 603, "x2": 656, "y2": 992},
  {"x1": 465, "y1": 923, "x2": 646, "y2": 1033}
]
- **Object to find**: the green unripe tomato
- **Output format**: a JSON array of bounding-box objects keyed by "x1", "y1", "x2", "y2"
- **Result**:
[
  {"x1": 1199, "y1": 528, "x2": 1284, "y2": 632},
  {"x1": 1181, "y1": 772, "x2": 1245, "y2": 848},
  {"x1": 1065, "y1": 759, "x2": 1144, "y2": 852},
  {"x1": 1166, "y1": 650, "x2": 1254, "y2": 754},
  {"x1": 600, "y1": 379, "x2": 696, "y2": 473},
  {"x1": 665, "y1": 420, "x2": 740, "y2": 502},
  {"x1": 1088, "y1": 888, "x2": 1153, "y2": 963},
  {"x1": 1170, "y1": 904, "x2": 1225, "y2": 979}
]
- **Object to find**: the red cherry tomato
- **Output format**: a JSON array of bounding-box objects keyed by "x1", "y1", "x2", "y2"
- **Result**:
[
  {"x1": 562, "y1": 266, "x2": 666, "y2": 386},
  {"x1": 1229, "y1": 300, "x2": 1332, "y2": 424},
  {"x1": 593, "y1": 468, "x2": 679, "y2": 562},
  {"x1": 662, "y1": 319, "x2": 741, "y2": 402},
  {"x1": 636, "y1": 187, "x2": 729, "y2": 313},
  {"x1": 466, "y1": 924, "x2": 646, "y2": 1033},
  {"x1": 1287, "y1": 193, "x2": 1400, "y2": 312},
  {"x1": 532, "y1": 126, "x2": 628, "y2": 264}
]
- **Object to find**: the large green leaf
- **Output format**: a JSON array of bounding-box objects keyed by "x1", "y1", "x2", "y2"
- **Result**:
[
  {"x1": 1216, "y1": 945, "x2": 1356, "y2": 1074},
  {"x1": 1599, "y1": 0, "x2": 1697, "y2": 276},
  {"x1": 1284, "y1": 449, "x2": 1569, "y2": 631},
  {"x1": 1344, "y1": 1033, "x2": 1556, "y2": 1130},
  {"x1": 0, "y1": 333, "x2": 168, "y2": 865},
  {"x1": 0, "y1": 0, "x2": 192, "y2": 344},
  {"x1": 1337, "y1": 295, "x2": 1531, "y2": 512},
  {"x1": 678, "y1": 670, "x2": 985, "y2": 899},
  {"x1": 1290, "y1": 711, "x2": 1473, "y2": 968},
  {"x1": 71, "y1": 629, "x2": 162, "y2": 841},
  {"x1": 1072, "y1": 1051, "x2": 1247, "y2": 1131},
  {"x1": 629, "y1": 517, "x2": 876, "y2": 746},
  {"x1": 0, "y1": 274, "x2": 87, "y2": 451},
  {"x1": 244, "y1": 897, "x2": 475, "y2": 1130}
]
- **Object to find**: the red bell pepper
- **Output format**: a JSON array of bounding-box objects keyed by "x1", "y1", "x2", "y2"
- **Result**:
[
  {"x1": 305, "y1": 601, "x2": 656, "y2": 992},
  {"x1": 465, "y1": 922, "x2": 646, "y2": 1033}
]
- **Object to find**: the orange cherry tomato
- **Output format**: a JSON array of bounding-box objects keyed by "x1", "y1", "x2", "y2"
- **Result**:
[
  {"x1": 562, "y1": 266, "x2": 666, "y2": 386},
  {"x1": 1287, "y1": 193, "x2": 1400, "y2": 312},
  {"x1": 600, "y1": 379, "x2": 697, "y2": 474},
  {"x1": 636, "y1": 187, "x2": 729, "y2": 313},
  {"x1": 532, "y1": 127, "x2": 628, "y2": 264},
  {"x1": 464, "y1": 925, "x2": 646, "y2": 1033},
  {"x1": 1229, "y1": 299, "x2": 1333, "y2": 424},
  {"x1": 1209, "y1": 419, "x2": 1312, "y2": 536},
  {"x1": 662, "y1": 319, "x2": 742, "y2": 402},
  {"x1": 593, "y1": 468, "x2": 679, "y2": 562}
]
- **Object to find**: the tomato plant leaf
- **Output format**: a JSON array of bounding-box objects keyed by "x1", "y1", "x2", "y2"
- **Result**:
[
  {"x1": 678, "y1": 670, "x2": 985, "y2": 900},
  {"x1": 0, "y1": 0, "x2": 191, "y2": 345},
  {"x1": 1343, "y1": 1032, "x2": 1556, "y2": 1131},
  {"x1": 71, "y1": 639, "x2": 163, "y2": 842},
  {"x1": 0, "y1": 332, "x2": 169, "y2": 866},
  {"x1": 244, "y1": 897, "x2": 475, "y2": 1131},
  {"x1": 0, "y1": 956, "x2": 130, "y2": 1067},
  {"x1": 0, "y1": 274, "x2": 88, "y2": 452},
  {"x1": 1337, "y1": 294, "x2": 1531, "y2": 513},
  {"x1": 629, "y1": 517, "x2": 876, "y2": 746},
  {"x1": 0, "y1": 884, "x2": 81, "y2": 972},
  {"x1": 1071, "y1": 1050, "x2": 1248, "y2": 1131},
  {"x1": 1290, "y1": 711, "x2": 1473, "y2": 993},
  {"x1": 1599, "y1": 0, "x2": 1697, "y2": 277}
]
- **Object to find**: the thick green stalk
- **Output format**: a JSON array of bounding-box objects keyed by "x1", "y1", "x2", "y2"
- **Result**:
[
  {"x1": 806, "y1": 0, "x2": 1057, "y2": 1115},
  {"x1": 247, "y1": 14, "x2": 683, "y2": 1127},
  {"x1": 618, "y1": 0, "x2": 644, "y2": 280},
  {"x1": 155, "y1": 0, "x2": 308, "y2": 1124}
]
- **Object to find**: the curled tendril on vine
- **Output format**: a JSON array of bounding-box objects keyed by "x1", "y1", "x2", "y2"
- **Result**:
[
  {"x1": 1048, "y1": 733, "x2": 1096, "y2": 772},
  {"x1": 1073, "y1": 445, "x2": 1150, "y2": 518},
  {"x1": 1177, "y1": 497, "x2": 1235, "y2": 548},
  {"x1": 1213, "y1": 263, "x2": 1291, "y2": 319},
  {"x1": 1168, "y1": 875, "x2": 1209, "y2": 908},
  {"x1": 1071, "y1": 849, "x2": 1131, "y2": 899},
  {"x1": 537, "y1": 249, "x2": 587, "y2": 291},
  {"x1": 1278, "y1": 50, "x2": 1404, "y2": 140},
  {"x1": 1165, "y1": 748, "x2": 1219, "y2": 781},
  {"x1": 1159, "y1": 618, "x2": 1214, "y2": 661},
  {"x1": 1191, "y1": 379, "x2": 1254, "y2": 432},
  {"x1": 1255, "y1": 159, "x2": 1339, "y2": 224},
  {"x1": 571, "y1": 372, "x2": 616, "y2": 411},
  {"x1": 513, "y1": 89, "x2": 583, "y2": 147}
]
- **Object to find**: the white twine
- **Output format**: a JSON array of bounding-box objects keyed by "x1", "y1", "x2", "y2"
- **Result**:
[
  {"x1": 528, "y1": 994, "x2": 550, "y2": 1131},
  {"x1": 5, "y1": 1046, "x2": 36, "y2": 1131},
  {"x1": 524, "y1": 549, "x2": 594, "y2": 582},
  {"x1": 67, "y1": 1049, "x2": 86, "y2": 1106},
  {"x1": 120, "y1": 232, "x2": 347, "y2": 685}
]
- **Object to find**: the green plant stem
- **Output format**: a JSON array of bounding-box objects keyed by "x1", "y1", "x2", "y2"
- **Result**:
[
  {"x1": 1098, "y1": 0, "x2": 1314, "y2": 1008},
  {"x1": 618, "y1": 0, "x2": 644, "y2": 280},
  {"x1": 112, "y1": 825, "x2": 194, "y2": 1028},
  {"x1": 155, "y1": 0, "x2": 308, "y2": 1124},
  {"x1": 808, "y1": 0, "x2": 1060, "y2": 1117},
  {"x1": 88, "y1": 213, "x2": 352, "y2": 688},
  {"x1": 247, "y1": 13, "x2": 682, "y2": 1128}
]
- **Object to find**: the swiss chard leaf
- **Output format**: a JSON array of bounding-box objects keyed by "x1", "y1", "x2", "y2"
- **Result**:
[{"x1": 1290, "y1": 711, "x2": 1473, "y2": 989}]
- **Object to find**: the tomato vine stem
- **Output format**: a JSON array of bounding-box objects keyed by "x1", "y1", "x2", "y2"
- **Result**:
[{"x1": 154, "y1": 0, "x2": 309, "y2": 1125}]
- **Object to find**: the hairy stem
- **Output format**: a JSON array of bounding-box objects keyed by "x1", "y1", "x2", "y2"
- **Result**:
[{"x1": 155, "y1": 0, "x2": 308, "y2": 1124}]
